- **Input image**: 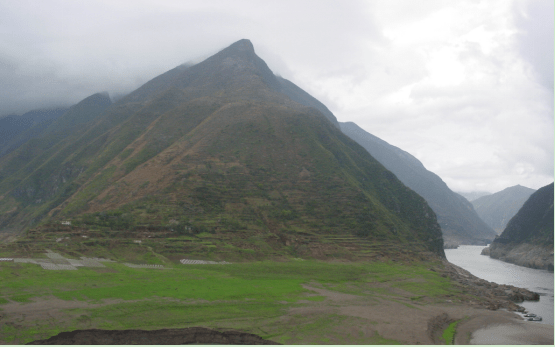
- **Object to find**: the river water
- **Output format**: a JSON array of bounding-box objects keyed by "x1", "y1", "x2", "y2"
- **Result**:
[{"x1": 445, "y1": 245, "x2": 554, "y2": 326}]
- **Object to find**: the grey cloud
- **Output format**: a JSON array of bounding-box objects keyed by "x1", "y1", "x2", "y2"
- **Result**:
[
  {"x1": 0, "y1": 0, "x2": 551, "y2": 195},
  {"x1": 513, "y1": 0, "x2": 554, "y2": 92},
  {"x1": 0, "y1": 0, "x2": 379, "y2": 116}
]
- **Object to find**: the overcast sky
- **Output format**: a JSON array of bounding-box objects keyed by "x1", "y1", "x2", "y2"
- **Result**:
[{"x1": 0, "y1": 0, "x2": 553, "y2": 194}]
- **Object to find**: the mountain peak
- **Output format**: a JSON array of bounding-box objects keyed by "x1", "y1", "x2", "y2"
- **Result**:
[
  {"x1": 502, "y1": 184, "x2": 534, "y2": 193},
  {"x1": 206, "y1": 39, "x2": 257, "y2": 64},
  {"x1": 121, "y1": 39, "x2": 339, "y2": 125},
  {"x1": 226, "y1": 39, "x2": 254, "y2": 53}
]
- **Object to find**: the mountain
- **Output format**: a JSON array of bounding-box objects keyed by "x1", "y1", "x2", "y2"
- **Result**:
[
  {"x1": 120, "y1": 41, "x2": 340, "y2": 126},
  {"x1": 483, "y1": 183, "x2": 553, "y2": 270},
  {"x1": 471, "y1": 185, "x2": 536, "y2": 234},
  {"x1": 0, "y1": 108, "x2": 69, "y2": 157},
  {"x1": 0, "y1": 93, "x2": 112, "y2": 235},
  {"x1": 0, "y1": 39, "x2": 444, "y2": 259},
  {"x1": 339, "y1": 122, "x2": 497, "y2": 246},
  {"x1": 457, "y1": 191, "x2": 491, "y2": 202},
  {"x1": 0, "y1": 94, "x2": 111, "y2": 160}
]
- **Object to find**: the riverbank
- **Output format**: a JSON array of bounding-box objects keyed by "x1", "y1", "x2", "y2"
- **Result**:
[
  {"x1": 482, "y1": 242, "x2": 554, "y2": 271},
  {"x1": 429, "y1": 260, "x2": 553, "y2": 344},
  {"x1": 438, "y1": 259, "x2": 539, "y2": 311},
  {"x1": 446, "y1": 244, "x2": 554, "y2": 326}
]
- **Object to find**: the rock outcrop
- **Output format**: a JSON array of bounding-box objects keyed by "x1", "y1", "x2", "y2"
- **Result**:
[{"x1": 482, "y1": 243, "x2": 554, "y2": 271}]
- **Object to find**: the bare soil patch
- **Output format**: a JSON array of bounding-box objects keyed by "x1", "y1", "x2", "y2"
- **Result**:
[
  {"x1": 291, "y1": 280, "x2": 549, "y2": 344},
  {"x1": 0, "y1": 296, "x2": 133, "y2": 327},
  {"x1": 28, "y1": 327, "x2": 279, "y2": 345},
  {"x1": 469, "y1": 321, "x2": 554, "y2": 345},
  {"x1": 301, "y1": 284, "x2": 362, "y2": 302}
]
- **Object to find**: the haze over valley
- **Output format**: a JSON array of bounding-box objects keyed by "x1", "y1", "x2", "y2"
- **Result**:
[{"x1": 0, "y1": 1, "x2": 553, "y2": 345}]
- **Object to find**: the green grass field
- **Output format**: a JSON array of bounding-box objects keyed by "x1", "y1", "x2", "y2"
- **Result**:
[
  {"x1": 0, "y1": 258, "x2": 457, "y2": 344},
  {"x1": 441, "y1": 320, "x2": 459, "y2": 344}
]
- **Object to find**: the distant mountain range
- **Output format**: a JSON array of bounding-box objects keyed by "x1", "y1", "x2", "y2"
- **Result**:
[
  {"x1": 484, "y1": 183, "x2": 553, "y2": 271},
  {"x1": 340, "y1": 122, "x2": 497, "y2": 246},
  {"x1": 457, "y1": 191, "x2": 491, "y2": 202},
  {"x1": 0, "y1": 39, "x2": 445, "y2": 258},
  {"x1": 471, "y1": 185, "x2": 536, "y2": 235}
]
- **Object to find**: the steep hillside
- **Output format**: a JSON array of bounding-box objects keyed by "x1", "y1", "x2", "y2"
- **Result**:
[
  {"x1": 484, "y1": 183, "x2": 554, "y2": 270},
  {"x1": 275, "y1": 77, "x2": 339, "y2": 127},
  {"x1": 1, "y1": 94, "x2": 111, "y2": 160},
  {"x1": 0, "y1": 39, "x2": 445, "y2": 259},
  {"x1": 0, "y1": 108, "x2": 68, "y2": 157},
  {"x1": 471, "y1": 185, "x2": 536, "y2": 234},
  {"x1": 0, "y1": 93, "x2": 112, "y2": 235},
  {"x1": 340, "y1": 121, "x2": 497, "y2": 246}
]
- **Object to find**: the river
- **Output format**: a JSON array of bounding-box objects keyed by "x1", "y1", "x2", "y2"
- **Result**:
[{"x1": 445, "y1": 245, "x2": 554, "y2": 326}]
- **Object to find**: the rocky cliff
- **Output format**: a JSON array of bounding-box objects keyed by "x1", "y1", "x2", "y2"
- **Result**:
[{"x1": 482, "y1": 243, "x2": 553, "y2": 271}]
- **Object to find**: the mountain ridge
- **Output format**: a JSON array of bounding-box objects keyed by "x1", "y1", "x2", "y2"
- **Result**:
[
  {"x1": 471, "y1": 184, "x2": 536, "y2": 234},
  {"x1": 340, "y1": 121, "x2": 497, "y2": 246},
  {"x1": 120, "y1": 39, "x2": 339, "y2": 127},
  {"x1": 483, "y1": 182, "x2": 553, "y2": 270},
  {"x1": 457, "y1": 191, "x2": 491, "y2": 202}
]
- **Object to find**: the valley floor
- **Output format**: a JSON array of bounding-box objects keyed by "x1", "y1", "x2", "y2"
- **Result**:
[
  {"x1": 2, "y1": 283, "x2": 553, "y2": 345},
  {"x1": 0, "y1": 255, "x2": 552, "y2": 345}
]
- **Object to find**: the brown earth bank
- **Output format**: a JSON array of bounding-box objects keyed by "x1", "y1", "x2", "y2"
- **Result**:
[
  {"x1": 27, "y1": 327, "x2": 279, "y2": 345},
  {"x1": 482, "y1": 243, "x2": 554, "y2": 271}
]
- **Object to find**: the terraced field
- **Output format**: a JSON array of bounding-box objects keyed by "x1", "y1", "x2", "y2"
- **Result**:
[{"x1": 1, "y1": 222, "x2": 435, "y2": 266}]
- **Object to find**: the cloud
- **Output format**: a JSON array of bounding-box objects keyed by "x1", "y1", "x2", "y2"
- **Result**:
[
  {"x1": 318, "y1": 0, "x2": 553, "y2": 192},
  {"x1": 513, "y1": 0, "x2": 554, "y2": 92},
  {"x1": 0, "y1": 0, "x2": 551, "y2": 194},
  {"x1": 0, "y1": 0, "x2": 378, "y2": 114}
]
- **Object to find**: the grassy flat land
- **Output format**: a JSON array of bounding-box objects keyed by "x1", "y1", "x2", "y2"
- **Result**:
[{"x1": 0, "y1": 257, "x2": 460, "y2": 344}]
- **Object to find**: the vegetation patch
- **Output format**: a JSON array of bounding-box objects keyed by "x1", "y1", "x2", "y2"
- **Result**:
[
  {"x1": 441, "y1": 320, "x2": 459, "y2": 345},
  {"x1": 0, "y1": 257, "x2": 458, "y2": 344}
]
